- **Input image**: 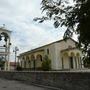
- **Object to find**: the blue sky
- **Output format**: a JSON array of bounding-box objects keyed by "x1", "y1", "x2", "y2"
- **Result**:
[{"x1": 0, "y1": 0, "x2": 75, "y2": 61}]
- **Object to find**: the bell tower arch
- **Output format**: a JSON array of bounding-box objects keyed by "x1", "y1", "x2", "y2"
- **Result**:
[{"x1": 0, "y1": 26, "x2": 11, "y2": 70}]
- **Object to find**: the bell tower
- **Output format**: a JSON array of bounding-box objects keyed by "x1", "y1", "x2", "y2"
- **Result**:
[{"x1": 0, "y1": 25, "x2": 11, "y2": 70}]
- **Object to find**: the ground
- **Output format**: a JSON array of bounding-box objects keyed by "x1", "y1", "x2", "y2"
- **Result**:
[{"x1": 0, "y1": 78, "x2": 57, "y2": 90}]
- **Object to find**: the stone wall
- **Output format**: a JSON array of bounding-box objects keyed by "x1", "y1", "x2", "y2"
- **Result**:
[{"x1": 0, "y1": 71, "x2": 90, "y2": 90}]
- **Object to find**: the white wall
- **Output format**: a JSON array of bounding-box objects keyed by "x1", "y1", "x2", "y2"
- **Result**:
[
  {"x1": 42, "y1": 44, "x2": 56, "y2": 70},
  {"x1": 39, "y1": 39, "x2": 77, "y2": 70},
  {"x1": 53, "y1": 39, "x2": 76, "y2": 70}
]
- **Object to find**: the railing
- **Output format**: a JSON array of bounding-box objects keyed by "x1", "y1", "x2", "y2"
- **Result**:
[
  {"x1": 0, "y1": 46, "x2": 5, "y2": 52},
  {"x1": 0, "y1": 46, "x2": 9, "y2": 55}
]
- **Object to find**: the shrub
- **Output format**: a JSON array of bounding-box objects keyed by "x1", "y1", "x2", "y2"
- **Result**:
[
  {"x1": 42, "y1": 55, "x2": 51, "y2": 71},
  {"x1": 16, "y1": 65, "x2": 22, "y2": 71},
  {"x1": 83, "y1": 57, "x2": 90, "y2": 68}
]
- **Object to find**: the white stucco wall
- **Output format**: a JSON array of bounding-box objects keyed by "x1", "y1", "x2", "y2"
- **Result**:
[
  {"x1": 52, "y1": 39, "x2": 76, "y2": 70},
  {"x1": 41, "y1": 39, "x2": 77, "y2": 70},
  {"x1": 41, "y1": 44, "x2": 56, "y2": 70}
]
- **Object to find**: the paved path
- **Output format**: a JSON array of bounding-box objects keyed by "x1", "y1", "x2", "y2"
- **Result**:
[{"x1": 0, "y1": 78, "x2": 56, "y2": 90}]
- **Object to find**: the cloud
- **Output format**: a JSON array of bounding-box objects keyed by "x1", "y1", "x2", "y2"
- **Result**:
[{"x1": 0, "y1": 0, "x2": 67, "y2": 61}]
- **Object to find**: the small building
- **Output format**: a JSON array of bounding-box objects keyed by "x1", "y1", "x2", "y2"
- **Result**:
[{"x1": 18, "y1": 38, "x2": 84, "y2": 70}]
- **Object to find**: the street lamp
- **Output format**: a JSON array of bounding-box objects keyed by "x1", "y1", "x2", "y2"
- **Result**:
[{"x1": 13, "y1": 46, "x2": 19, "y2": 69}]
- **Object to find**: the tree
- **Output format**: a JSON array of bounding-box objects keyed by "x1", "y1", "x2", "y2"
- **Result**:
[
  {"x1": 16, "y1": 65, "x2": 22, "y2": 71},
  {"x1": 0, "y1": 57, "x2": 5, "y2": 70},
  {"x1": 34, "y1": 0, "x2": 90, "y2": 66},
  {"x1": 42, "y1": 55, "x2": 51, "y2": 71}
]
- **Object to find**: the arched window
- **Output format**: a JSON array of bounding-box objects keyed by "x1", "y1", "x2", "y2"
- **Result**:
[
  {"x1": 31, "y1": 55, "x2": 35, "y2": 60},
  {"x1": 26, "y1": 56, "x2": 29, "y2": 60},
  {"x1": 24, "y1": 61, "x2": 26, "y2": 68},
  {"x1": 47, "y1": 49, "x2": 49, "y2": 54},
  {"x1": 36, "y1": 54, "x2": 42, "y2": 61}
]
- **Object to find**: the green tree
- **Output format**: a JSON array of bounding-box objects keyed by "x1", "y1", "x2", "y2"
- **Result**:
[
  {"x1": 42, "y1": 55, "x2": 51, "y2": 71},
  {"x1": 0, "y1": 57, "x2": 5, "y2": 70},
  {"x1": 34, "y1": 0, "x2": 90, "y2": 66},
  {"x1": 16, "y1": 65, "x2": 22, "y2": 71}
]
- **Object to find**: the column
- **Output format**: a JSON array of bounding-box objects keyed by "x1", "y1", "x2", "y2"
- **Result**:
[
  {"x1": 61, "y1": 57, "x2": 64, "y2": 69},
  {"x1": 77, "y1": 56, "x2": 82, "y2": 69},
  {"x1": 73, "y1": 56, "x2": 75, "y2": 69},
  {"x1": 74, "y1": 56, "x2": 77, "y2": 69},
  {"x1": 22, "y1": 59, "x2": 24, "y2": 68},
  {"x1": 79, "y1": 57, "x2": 82, "y2": 69}
]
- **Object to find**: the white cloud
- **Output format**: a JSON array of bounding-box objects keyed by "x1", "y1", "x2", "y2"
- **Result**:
[{"x1": 0, "y1": 0, "x2": 67, "y2": 61}]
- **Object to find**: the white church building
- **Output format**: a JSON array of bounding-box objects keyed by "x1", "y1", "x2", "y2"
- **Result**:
[{"x1": 18, "y1": 38, "x2": 84, "y2": 70}]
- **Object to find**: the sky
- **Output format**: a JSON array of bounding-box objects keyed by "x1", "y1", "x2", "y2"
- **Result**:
[{"x1": 0, "y1": 0, "x2": 75, "y2": 61}]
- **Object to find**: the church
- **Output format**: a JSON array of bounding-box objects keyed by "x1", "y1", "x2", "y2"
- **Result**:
[{"x1": 18, "y1": 38, "x2": 84, "y2": 70}]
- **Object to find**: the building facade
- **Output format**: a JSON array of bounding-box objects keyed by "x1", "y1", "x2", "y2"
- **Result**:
[{"x1": 18, "y1": 38, "x2": 84, "y2": 70}]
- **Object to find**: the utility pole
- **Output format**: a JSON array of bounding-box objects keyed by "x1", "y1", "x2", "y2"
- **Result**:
[{"x1": 13, "y1": 46, "x2": 19, "y2": 69}]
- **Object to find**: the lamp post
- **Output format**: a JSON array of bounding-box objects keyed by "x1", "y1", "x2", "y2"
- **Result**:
[{"x1": 13, "y1": 46, "x2": 19, "y2": 69}]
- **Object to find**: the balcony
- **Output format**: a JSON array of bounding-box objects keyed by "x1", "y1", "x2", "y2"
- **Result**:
[{"x1": 0, "y1": 46, "x2": 9, "y2": 55}]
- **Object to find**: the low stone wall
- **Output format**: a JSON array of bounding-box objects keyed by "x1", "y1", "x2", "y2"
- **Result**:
[{"x1": 0, "y1": 71, "x2": 90, "y2": 90}]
